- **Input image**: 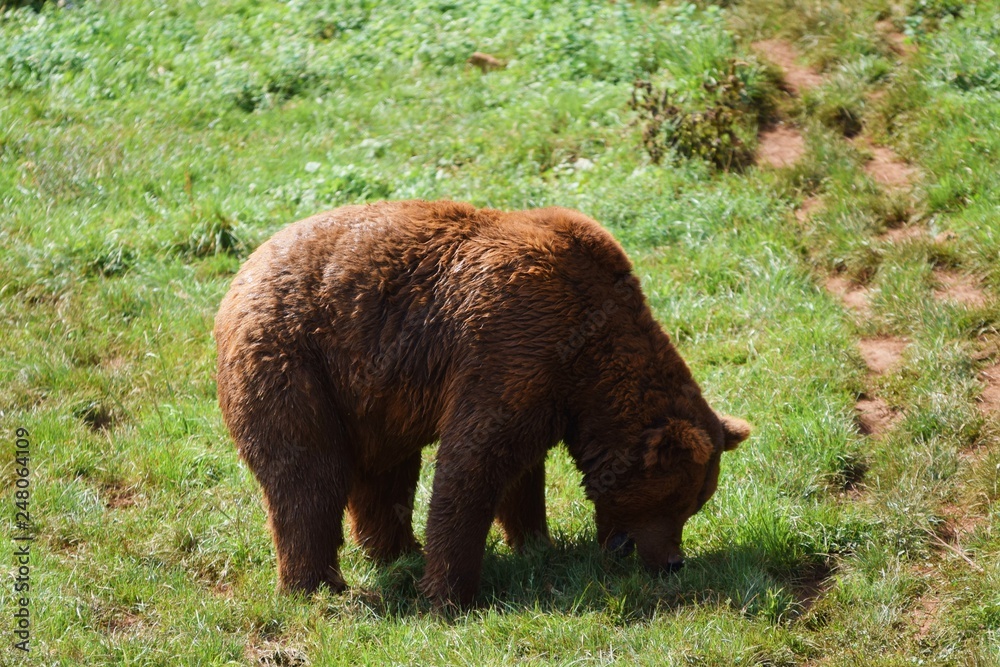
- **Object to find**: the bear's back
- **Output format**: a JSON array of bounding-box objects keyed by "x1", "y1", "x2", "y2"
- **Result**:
[{"x1": 215, "y1": 200, "x2": 639, "y2": 424}]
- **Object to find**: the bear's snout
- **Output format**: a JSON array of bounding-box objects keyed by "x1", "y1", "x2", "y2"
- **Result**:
[
  {"x1": 639, "y1": 550, "x2": 685, "y2": 574},
  {"x1": 661, "y1": 553, "x2": 685, "y2": 573}
]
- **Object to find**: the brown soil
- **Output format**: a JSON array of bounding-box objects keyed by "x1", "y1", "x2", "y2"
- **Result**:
[
  {"x1": 855, "y1": 396, "x2": 900, "y2": 436},
  {"x1": 751, "y1": 39, "x2": 824, "y2": 95},
  {"x1": 94, "y1": 604, "x2": 145, "y2": 634},
  {"x1": 858, "y1": 337, "x2": 908, "y2": 374},
  {"x1": 879, "y1": 225, "x2": 925, "y2": 243},
  {"x1": 973, "y1": 334, "x2": 1000, "y2": 362},
  {"x1": 876, "y1": 20, "x2": 916, "y2": 57},
  {"x1": 825, "y1": 276, "x2": 871, "y2": 315},
  {"x1": 912, "y1": 593, "x2": 940, "y2": 640},
  {"x1": 939, "y1": 503, "x2": 984, "y2": 541},
  {"x1": 933, "y1": 269, "x2": 988, "y2": 308},
  {"x1": 102, "y1": 480, "x2": 138, "y2": 509},
  {"x1": 930, "y1": 507, "x2": 985, "y2": 573},
  {"x1": 862, "y1": 144, "x2": 918, "y2": 190},
  {"x1": 757, "y1": 123, "x2": 806, "y2": 168},
  {"x1": 978, "y1": 362, "x2": 1000, "y2": 415},
  {"x1": 795, "y1": 197, "x2": 823, "y2": 223},
  {"x1": 957, "y1": 442, "x2": 990, "y2": 467}
]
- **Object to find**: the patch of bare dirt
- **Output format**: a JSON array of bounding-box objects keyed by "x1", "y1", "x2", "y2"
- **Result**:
[
  {"x1": 102, "y1": 481, "x2": 138, "y2": 509},
  {"x1": 876, "y1": 20, "x2": 917, "y2": 57},
  {"x1": 912, "y1": 593, "x2": 940, "y2": 640},
  {"x1": 863, "y1": 144, "x2": 918, "y2": 190},
  {"x1": 858, "y1": 337, "x2": 908, "y2": 374},
  {"x1": 825, "y1": 276, "x2": 871, "y2": 315},
  {"x1": 751, "y1": 39, "x2": 824, "y2": 95},
  {"x1": 939, "y1": 503, "x2": 984, "y2": 541},
  {"x1": 855, "y1": 396, "x2": 901, "y2": 436},
  {"x1": 957, "y1": 443, "x2": 990, "y2": 467},
  {"x1": 879, "y1": 225, "x2": 925, "y2": 243},
  {"x1": 757, "y1": 123, "x2": 806, "y2": 168},
  {"x1": 867, "y1": 88, "x2": 887, "y2": 105},
  {"x1": 795, "y1": 196, "x2": 823, "y2": 224},
  {"x1": 924, "y1": 507, "x2": 985, "y2": 572},
  {"x1": 978, "y1": 362, "x2": 1000, "y2": 415},
  {"x1": 933, "y1": 269, "x2": 988, "y2": 308}
]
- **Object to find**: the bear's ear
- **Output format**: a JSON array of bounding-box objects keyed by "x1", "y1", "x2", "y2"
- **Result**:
[
  {"x1": 643, "y1": 420, "x2": 714, "y2": 469},
  {"x1": 719, "y1": 415, "x2": 751, "y2": 451}
]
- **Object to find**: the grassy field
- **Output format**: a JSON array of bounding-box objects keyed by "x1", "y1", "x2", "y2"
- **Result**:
[{"x1": 2, "y1": 0, "x2": 999, "y2": 664}]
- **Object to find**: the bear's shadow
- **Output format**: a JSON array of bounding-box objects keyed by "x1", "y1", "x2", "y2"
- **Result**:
[{"x1": 341, "y1": 538, "x2": 825, "y2": 621}]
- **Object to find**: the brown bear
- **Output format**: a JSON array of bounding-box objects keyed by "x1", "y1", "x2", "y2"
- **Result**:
[{"x1": 214, "y1": 200, "x2": 749, "y2": 606}]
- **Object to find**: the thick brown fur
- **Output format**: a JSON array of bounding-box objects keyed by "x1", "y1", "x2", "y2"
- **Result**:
[{"x1": 215, "y1": 200, "x2": 749, "y2": 606}]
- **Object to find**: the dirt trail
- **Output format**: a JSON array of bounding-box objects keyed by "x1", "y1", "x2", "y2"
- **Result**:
[
  {"x1": 792, "y1": 564, "x2": 834, "y2": 617},
  {"x1": 755, "y1": 15, "x2": 995, "y2": 647},
  {"x1": 751, "y1": 39, "x2": 823, "y2": 95},
  {"x1": 750, "y1": 40, "x2": 820, "y2": 170}
]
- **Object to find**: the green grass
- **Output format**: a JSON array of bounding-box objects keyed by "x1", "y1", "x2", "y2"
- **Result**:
[{"x1": 1, "y1": 0, "x2": 999, "y2": 664}]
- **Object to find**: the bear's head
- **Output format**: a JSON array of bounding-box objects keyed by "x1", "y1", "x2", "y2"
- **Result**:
[{"x1": 589, "y1": 411, "x2": 750, "y2": 572}]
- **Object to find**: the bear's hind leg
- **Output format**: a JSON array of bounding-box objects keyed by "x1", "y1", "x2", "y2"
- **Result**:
[
  {"x1": 348, "y1": 452, "x2": 422, "y2": 563},
  {"x1": 257, "y1": 449, "x2": 353, "y2": 594},
  {"x1": 495, "y1": 461, "x2": 551, "y2": 552}
]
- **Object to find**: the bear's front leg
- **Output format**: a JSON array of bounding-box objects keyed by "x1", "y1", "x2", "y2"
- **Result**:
[{"x1": 419, "y1": 448, "x2": 503, "y2": 607}]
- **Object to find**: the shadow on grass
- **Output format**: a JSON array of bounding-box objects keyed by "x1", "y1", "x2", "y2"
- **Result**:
[{"x1": 331, "y1": 538, "x2": 833, "y2": 624}]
